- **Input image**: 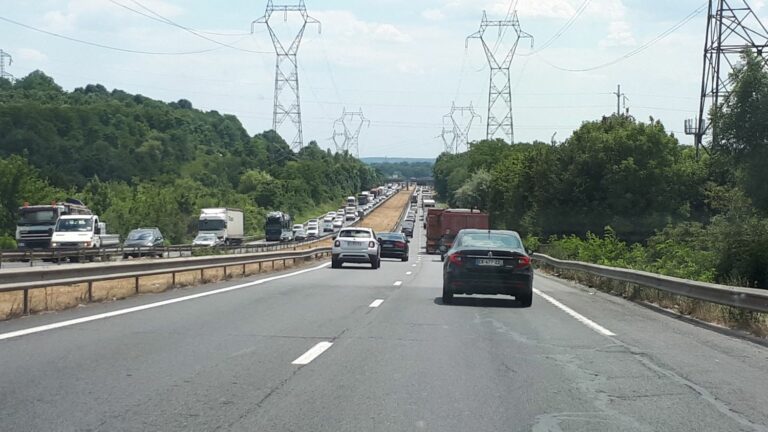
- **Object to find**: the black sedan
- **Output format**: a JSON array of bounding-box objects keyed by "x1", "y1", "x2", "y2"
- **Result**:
[
  {"x1": 442, "y1": 229, "x2": 533, "y2": 307},
  {"x1": 401, "y1": 221, "x2": 414, "y2": 237},
  {"x1": 377, "y1": 232, "x2": 410, "y2": 261}
]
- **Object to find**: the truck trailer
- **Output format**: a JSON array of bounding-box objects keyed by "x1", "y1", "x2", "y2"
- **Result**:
[
  {"x1": 198, "y1": 208, "x2": 244, "y2": 245},
  {"x1": 425, "y1": 208, "x2": 489, "y2": 255}
]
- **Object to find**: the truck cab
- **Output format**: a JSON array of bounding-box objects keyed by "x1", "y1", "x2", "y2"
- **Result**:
[{"x1": 16, "y1": 200, "x2": 91, "y2": 250}]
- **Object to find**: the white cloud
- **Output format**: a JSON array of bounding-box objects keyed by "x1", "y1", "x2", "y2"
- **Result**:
[
  {"x1": 599, "y1": 20, "x2": 636, "y2": 48},
  {"x1": 17, "y1": 48, "x2": 48, "y2": 62},
  {"x1": 422, "y1": 9, "x2": 446, "y2": 21}
]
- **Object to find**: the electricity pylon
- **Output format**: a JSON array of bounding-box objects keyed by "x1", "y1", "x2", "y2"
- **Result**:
[
  {"x1": 467, "y1": 10, "x2": 532, "y2": 144},
  {"x1": 440, "y1": 103, "x2": 481, "y2": 154},
  {"x1": 332, "y1": 108, "x2": 370, "y2": 157},
  {"x1": 253, "y1": 0, "x2": 320, "y2": 151},
  {"x1": 685, "y1": 0, "x2": 768, "y2": 157},
  {"x1": 0, "y1": 50, "x2": 14, "y2": 82}
]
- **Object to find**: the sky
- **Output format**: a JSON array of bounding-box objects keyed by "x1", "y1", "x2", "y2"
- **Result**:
[{"x1": 0, "y1": 0, "x2": 751, "y2": 158}]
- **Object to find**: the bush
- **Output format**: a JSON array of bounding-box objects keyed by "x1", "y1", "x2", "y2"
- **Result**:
[{"x1": 0, "y1": 235, "x2": 17, "y2": 250}]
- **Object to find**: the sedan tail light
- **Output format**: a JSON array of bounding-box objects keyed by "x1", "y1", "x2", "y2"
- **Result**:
[
  {"x1": 334, "y1": 240, "x2": 340, "y2": 247},
  {"x1": 394, "y1": 241, "x2": 406, "y2": 248},
  {"x1": 448, "y1": 253, "x2": 464, "y2": 267},
  {"x1": 515, "y1": 256, "x2": 531, "y2": 269},
  {"x1": 368, "y1": 241, "x2": 376, "y2": 248}
]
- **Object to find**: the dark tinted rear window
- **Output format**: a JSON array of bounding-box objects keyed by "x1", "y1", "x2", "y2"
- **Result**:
[
  {"x1": 378, "y1": 233, "x2": 405, "y2": 240},
  {"x1": 456, "y1": 232, "x2": 522, "y2": 249}
]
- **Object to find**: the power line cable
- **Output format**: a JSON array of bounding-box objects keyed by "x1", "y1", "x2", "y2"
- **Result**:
[
  {"x1": 0, "y1": 15, "x2": 225, "y2": 55},
  {"x1": 519, "y1": 0, "x2": 591, "y2": 56},
  {"x1": 110, "y1": 0, "x2": 271, "y2": 54},
  {"x1": 541, "y1": 3, "x2": 706, "y2": 72}
]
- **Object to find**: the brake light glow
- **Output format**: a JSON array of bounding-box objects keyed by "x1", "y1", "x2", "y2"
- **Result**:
[
  {"x1": 448, "y1": 254, "x2": 463, "y2": 266},
  {"x1": 516, "y1": 256, "x2": 531, "y2": 269},
  {"x1": 334, "y1": 240, "x2": 340, "y2": 247}
]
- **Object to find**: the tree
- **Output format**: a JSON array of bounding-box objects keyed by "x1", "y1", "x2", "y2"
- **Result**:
[
  {"x1": 713, "y1": 50, "x2": 768, "y2": 212},
  {"x1": 454, "y1": 169, "x2": 492, "y2": 212}
]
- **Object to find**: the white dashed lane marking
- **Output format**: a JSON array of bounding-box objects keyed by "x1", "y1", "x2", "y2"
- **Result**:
[
  {"x1": 292, "y1": 342, "x2": 334, "y2": 365},
  {"x1": 369, "y1": 299, "x2": 384, "y2": 308},
  {"x1": 393, "y1": 281, "x2": 403, "y2": 286},
  {"x1": 533, "y1": 288, "x2": 616, "y2": 337}
]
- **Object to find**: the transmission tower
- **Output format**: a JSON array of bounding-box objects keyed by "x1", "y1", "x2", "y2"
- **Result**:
[
  {"x1": 253, "y1": 0, "x2": 320, "y2": 151},
  {"x1": 685, "y1": 0, "x2": 768, "y2": 157},
  {"x1": 440, "y1": 103, "x2": 481, "y2": 154},
  {"x1": 332, "y1": 108, "x2": 370, "y2": 157},
  {"x1": 0, "y1": 50, "x2": 14, "y2": 82},
  {"x1": 467, "y1": 10, "x2": 532, "y2": 144}
]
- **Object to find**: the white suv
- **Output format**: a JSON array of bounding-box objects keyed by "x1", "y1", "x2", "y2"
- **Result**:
[{"x1": 332, "y1": 227, "x2": 381, "y2": 269}]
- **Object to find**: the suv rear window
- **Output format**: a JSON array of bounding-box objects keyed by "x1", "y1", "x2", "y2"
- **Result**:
[{"x1": 340, "y1": 230, "x2": 372, "y2": 239}]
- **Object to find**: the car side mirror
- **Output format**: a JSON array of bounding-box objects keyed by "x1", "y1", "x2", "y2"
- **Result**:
[
  {"x1": 94, "y1": 227, "x2": 101, "y2": 235},
  {"x1": 406, "y1": 239, "x2": 410, "y2": 243},
  {"x1": 526, "y1": 249, "x2": 534, "y2": 256}
]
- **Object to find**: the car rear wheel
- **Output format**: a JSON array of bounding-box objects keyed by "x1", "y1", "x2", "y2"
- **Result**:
[
  {"x1": 331, "y1": 258, "x2": 341, "y2": 269},
  {"x1": 370, "y1": 256, "x2": 380, "y2": 269},
  {"x1": 401, "y1": 255, "x2": 408, "y2": 262},
  {"x1": 518, "y1": 291, "x2": 533, "y2": 308},
  {"x1": 442, "y1": 280, "x2": 453, "y2": 304}
]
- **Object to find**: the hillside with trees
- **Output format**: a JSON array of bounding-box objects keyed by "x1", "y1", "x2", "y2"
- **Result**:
[
  {"x1": 433, "y1": 52, "x2": 768, "y2": 289},
  {"x1": 0, "y1": 71, "x2": 381, "y2": 244}
]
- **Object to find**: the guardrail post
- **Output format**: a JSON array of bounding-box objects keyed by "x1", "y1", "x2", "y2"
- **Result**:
[
  {"x1": 200, "y1": 268, "x2": 204, "y2": 282},
  {"x1": 258, "y1": 262, "x2": 262, "y2": 273},
  {"x1": 88, "y1": 281, "x2": 93, "y2": 302},
  {"x1": 242, "y1": 263, "x2": 246, "y2": 276},
  {"x1": 135, "y1": 276, "x2": 140, "y2": 294},
  {"x1": 223, "y1": 265, "x2": 228, "y2": 279},
  {"x1": 283, "y1": 258, "x2": 287, "y2": 269},
  {"x1": 172, "y1": 272, "x2": 176, "y2": 287},
  {"x1": 23, "y1": 289, "x2": 29, "y2": 315}
]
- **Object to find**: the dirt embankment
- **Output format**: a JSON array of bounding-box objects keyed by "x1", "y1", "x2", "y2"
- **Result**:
[{"x1": 0, "y1": 188, "x2": 413, "y2": 321}]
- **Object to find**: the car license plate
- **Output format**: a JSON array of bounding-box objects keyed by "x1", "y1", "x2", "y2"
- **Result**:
[
  {"x1": 348, "y1": 241, "x2": 363, "y2": 247},
  {"x1": 477, "y1": 259, "x2": 502, "y2": 266}
]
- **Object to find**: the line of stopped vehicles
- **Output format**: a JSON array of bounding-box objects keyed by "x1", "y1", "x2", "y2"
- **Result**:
[{"x1": 11, "y1": 185, "x2": 403, "y2": 262}]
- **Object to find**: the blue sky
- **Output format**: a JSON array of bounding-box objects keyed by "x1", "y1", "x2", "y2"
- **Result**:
[{"x1": 0, "y1": 0, "x2": 730, "y2": 157}]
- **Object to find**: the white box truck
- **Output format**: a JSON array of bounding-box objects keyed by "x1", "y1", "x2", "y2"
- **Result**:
[{"x1": 198, "y1": 208, "x2": 244, "y2": 245}]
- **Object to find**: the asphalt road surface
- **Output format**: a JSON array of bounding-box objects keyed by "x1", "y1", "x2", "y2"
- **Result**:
[{"x1": 1, "y1": 221, "x2": 767, "y2": 431}]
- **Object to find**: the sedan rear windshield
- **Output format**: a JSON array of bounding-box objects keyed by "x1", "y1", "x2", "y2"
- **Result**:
[
  {"x1": 378, "y1": 233, "x2": 405, "y2": 240},
  {"x1": 456, "y1": 232, "x2": 522, "y2": 249},
  {"x1": 339, "y1": 230, "x2": 372, "y2": 239}
]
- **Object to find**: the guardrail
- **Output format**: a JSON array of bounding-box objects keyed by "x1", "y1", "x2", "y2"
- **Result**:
[
  {"x1": 532, "y1": 253, "x2": 768, "y2": 313},
  {"x1": 1, "y1": 247, "x2": 332, "y2": 315}
]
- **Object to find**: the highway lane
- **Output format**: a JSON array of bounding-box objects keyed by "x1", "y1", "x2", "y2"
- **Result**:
[{"x1": 1, "y1": 216, "x2": 767, "y2": 431}]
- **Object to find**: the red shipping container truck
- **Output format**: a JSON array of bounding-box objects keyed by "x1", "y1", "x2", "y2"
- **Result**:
[{"x1": 425, "y1": 208, "x2": 490, "y2": 254}]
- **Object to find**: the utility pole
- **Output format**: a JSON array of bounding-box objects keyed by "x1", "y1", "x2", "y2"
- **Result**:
[
  {"x1": 332, "y1": 108, "x2": 370, "y2": 157},
  {"x1": 686, "y1": 0, "x2": 768, "y2": 158},
  {"x1": 439, "y1": 102, "x2": 481, "y2": 154},
  {"x1": 467, "y1": 10, "x2": 532, "y2": 144},
  {"x1": 253, "y1": 0, "x2": 320, "y2": 151},
  {"x1": 613, "y1": 84, "x2": 629, "y2": 116},
  {"x1": 0, "y1": 50, "x2": 14, "y2": 82}
]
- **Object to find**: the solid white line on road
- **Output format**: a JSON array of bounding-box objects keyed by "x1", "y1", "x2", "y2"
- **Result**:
[
  {"x1": 412, "y1": 264, "x2": 417, "y2": 267},
  {"x1": 369, "y1": 299, "x2": 384, "y2": 308},
  {"x1": 292, "y1": 341, "x2": 333, "y2": 365},
  {"x1": 406, "y1": 271, "x2": 412, "y2": 275},
  {"x1": 0, "y1": 262, "x2": 332, "y2": 342},
  {"x1": 393, "y1": 281, "x2": 403, "y2": 286},
  {"x1": 533, "y1": 288, "x2": 616, "y2": 337}
]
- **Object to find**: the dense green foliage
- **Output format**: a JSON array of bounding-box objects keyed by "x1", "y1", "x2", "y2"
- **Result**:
[
  {"x1": 433, "y1": 52, "x2": 768, "y2": 288},
  {"x1": 0, "y1": 71, "x2": 381, "y2": 244},
  {"x1": 369, "y1": 161, "x2": 434, "y2": 179}
]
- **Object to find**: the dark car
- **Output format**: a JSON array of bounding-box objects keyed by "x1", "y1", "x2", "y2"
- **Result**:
[
  {"x1": 442, "y1": 229, "x2": 533, "y2": 307},
  {"x1": 401, "y1": 221, "x2": 414, "y2": 237},
  {"x1": 378, "y1": 232, "x2": 409, "y2": 261},
  {"x1": 123, "y1": 228, "x2": 165, "y2": 258}
]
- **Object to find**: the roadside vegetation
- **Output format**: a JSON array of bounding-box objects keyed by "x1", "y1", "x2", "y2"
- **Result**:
[
  {"x1": 434, "y1": 51, "x2": 768, "y2": 289},
  {"x1": 0, "y1": 71, "x2": 381, "y2": 245}
]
